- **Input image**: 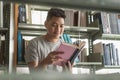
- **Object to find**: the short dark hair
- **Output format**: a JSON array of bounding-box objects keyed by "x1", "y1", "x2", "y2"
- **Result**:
[{"x1": 46, "y1": 8, "x2": 66, "y2": 21}]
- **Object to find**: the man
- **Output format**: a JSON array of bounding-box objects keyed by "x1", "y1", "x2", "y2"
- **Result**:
[{"x1": 25, "y1": 8, "x2": 72, "y2": 73}]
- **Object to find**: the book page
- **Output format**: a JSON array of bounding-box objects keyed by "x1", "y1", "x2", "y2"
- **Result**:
[{"x1": 54, "y1": 43, "x2": 76, "y2": 66}]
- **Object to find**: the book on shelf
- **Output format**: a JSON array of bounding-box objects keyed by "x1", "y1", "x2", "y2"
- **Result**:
[
  {"x1": 17, "y1": 30, "x2": 23, "y2": 64},
  {"x1": 17, "y1": 30, "x2": 27, "y2": 64},
  {"x1": 80, "y1": 11, "x2": 87, "y2": 27},
  {"x1": 64, "y1": 9, "x2": 74, "y2": 26},
  {"x1": 78, "y1": 48, "x2": 87, "y2": 62},
  {"x1": 103, "y1": 43, "x2": 111, "y2": 65},
  {"x1": 109, "y1": 13, "x2": 119, "y2": 34},
  {"x1": 18, "y1": 4, "x2": 26, "y2": 23},
  {"x1": 93, "y1": 42, "x2": 120, "y2": 66},
  {"x1": 25, "y1": 4, "x2": 32, "y2": 24},
  {"x1": 73, "y1": 11, "x2": 78, "y2": 26},
  {"x1": 93, "y1": 42, "x2": 104, "y2": 55},
  {"x1": 87, "y1": 53, "x2": 102, "y2": 62},
  {"x1": 73, "y1": 10, "x2": 87, "y2": 27},
  {"x1": 0, "y1": 40, "x2": 5, "y2": 65},
  {"x1": 101, "y1": 12, "x2": 111, "y2": 34},
  {"x1": 61, "y1": 34, "x2": 72, "y2": 43},
  {"x1": 3, "y1": 3, "x2": 10, "y2": 28},
  {"x1": 92, "y1": 12, "x2": 120, "y2": 34},
  {"x1": 31, "y1": 10, "x2": 48, "y2": 25},
  {"x1": 116, "y1": 48, "x2": 119, "y2": 65},
  {"x1": 63, "y1": 34, "x2": 68, "y2": 43},
  {"x1": 88, "y1": 42, "x2": 103, "y2": 62},
  {"x1": 54, "y1": 41, "x2": 85, "y2": 66}
]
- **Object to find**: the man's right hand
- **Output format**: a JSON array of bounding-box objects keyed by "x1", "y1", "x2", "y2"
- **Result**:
[{"x1": 39, "y1": 51, "x2": 64, "y2": 70}]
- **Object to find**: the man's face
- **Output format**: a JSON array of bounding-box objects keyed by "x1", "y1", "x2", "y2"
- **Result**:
[{"x1": 45, "y1": 16, "x2": 65, "y2": 39}]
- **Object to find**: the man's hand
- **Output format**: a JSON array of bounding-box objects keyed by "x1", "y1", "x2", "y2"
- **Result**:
[
  {"x1": 62, "y1": 61, "x2": 73, "y2": 73},
  {"x1": 39, "y1": 51, "x2": 64, "y2": 69}
]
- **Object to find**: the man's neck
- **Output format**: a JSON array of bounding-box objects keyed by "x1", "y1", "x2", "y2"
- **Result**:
[{"x1": 43, "y1": 35, "x2": 59, "y2": 43}]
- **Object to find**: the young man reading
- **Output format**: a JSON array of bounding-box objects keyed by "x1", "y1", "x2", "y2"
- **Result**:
[{"x1": 25, "y1": 8, "x2": 72, "y2": 73}]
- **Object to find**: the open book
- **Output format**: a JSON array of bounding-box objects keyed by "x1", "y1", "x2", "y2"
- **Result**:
[{"x1": 54, "y1": 41, "x2": 85, "y2": 66}]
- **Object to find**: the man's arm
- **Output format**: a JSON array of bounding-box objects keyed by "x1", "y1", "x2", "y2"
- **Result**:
[{"x1": 27, "y1": 51, "x2": 64, "y2": 73}]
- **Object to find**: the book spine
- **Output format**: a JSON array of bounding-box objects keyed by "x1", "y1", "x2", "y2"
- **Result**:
[
  {"x1": 63, "y1": 34, "x2": 68, "y2": 43},
  {"x1": 60, "y1": 35, "x2": 65, "y2": 42},
  {"x1": 109, "y1": 13, "x2": 118, "y2": 34},
  {"x1": 73, "y1": 11, "x2": 78, "y2": 26},
  {"x1": 80, "y1": 11, "x2": 87, "y2": 27},
  {"x1": 117, "y1": 18, "x2": 120, "y2": 34},
  {"x1": 116, "y1": 48, "x2": 119, "y2": 65},
  {"x1": 18, "y1": 4, "x2": 26, "y2": 23},
  {"x1": 111, "y1": 43, "x2": 117, "y2": 65},
  {"x1": 103, "y1": 44, "x2": 111, "y2": 65},
  {"x1": 17, "y1": 30, "x2": 23, "y2": 63},
  {"x1": 101, "y1": 12, "x2": 111, "y2": 34},
  {"x1": 108, "y1": 43, "x2": 114, "y2": 65},
  {"x1": 22, "y1": 39, "x2": 25, "y2": 62},
  {"x1": 70, "y1": 49, "x2": 80, "y2": 64},
  {"x1": 66, "y1": 34, "x2": 72, "y2": 43},
  {"x1": 65, "y1": 10, "x2": 74, "y2": 26}
]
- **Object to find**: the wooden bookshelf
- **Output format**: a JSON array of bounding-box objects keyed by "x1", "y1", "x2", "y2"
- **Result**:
[{"x1": 13, "y1": 3, "x2": 19, "y2": 72}]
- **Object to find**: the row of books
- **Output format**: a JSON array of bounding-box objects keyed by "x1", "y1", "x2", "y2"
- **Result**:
[
  {"x1": 18, "y1": 4, "x2": 48, "y2": 24},
  {"x1": 92, "y1": 12, "x2": 120, "y2": 34},
  {"x1": 17, "y1": 31, "x2": 87, "y2": 65},
  {"x1": 17, "y1": 31, "x2": 120, "y2": 66},
  {"x1": 17, "y1": 30, "x2": 29, "y2": 64},
  {"x1": 18, "y1": 4, "x2": 89, "y2": 27},
  {"x1": 60, "y1": 34, "x2": 72, "y2": 43},
  {"x1": 103, "y1": 43, "x2": 119, "y2": 65},
  {"x1": 93, "y1": 42, "x2": 120, "y2": 66}
]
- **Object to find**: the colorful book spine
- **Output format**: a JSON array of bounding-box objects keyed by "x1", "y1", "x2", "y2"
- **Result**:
[
  {"x1": 63, "y1": 34, "x2": 69, "y2": 43},
  {"x1": 17, "y1": 30, "x2": 23, "y2": 63},
  {"x1": 103, "y1": 44, "x2": 111, "y2": 65},
  {"x1": 66, "y1": 34, "x2": 72, "y2": 43},
  {"x1": 18, "y1": 4, "x2": 26, "y2": 23}
]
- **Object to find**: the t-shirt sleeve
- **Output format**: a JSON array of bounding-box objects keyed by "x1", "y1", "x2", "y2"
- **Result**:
[{"x1": 24, "y1": 39, "x2": 38, "y2": 63}]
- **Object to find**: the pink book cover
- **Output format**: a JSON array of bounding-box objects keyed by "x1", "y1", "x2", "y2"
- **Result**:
[{"x1": 54, "y1": 43, "x2": 77, "y2": 66}]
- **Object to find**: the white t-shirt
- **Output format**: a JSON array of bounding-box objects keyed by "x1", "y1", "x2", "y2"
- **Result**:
[{"x1": 25, "y1": 36, "x2": 62, "y2": 72}]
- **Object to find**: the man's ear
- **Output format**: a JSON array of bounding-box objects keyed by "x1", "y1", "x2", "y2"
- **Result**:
[{"x1": 44, "y1": 21, "x2": 47, "y2": 28}]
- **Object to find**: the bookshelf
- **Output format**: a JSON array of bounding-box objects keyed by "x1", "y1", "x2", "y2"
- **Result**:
[
  {"x1": 0, "y1": 28, "x2": 8, "y2": 34},
  {"x1": 1, "y1": 0, "x2": 120, "y2": 74},
  {"x1": 91, "y1": 11, "x2": 120, "y2": 72},
  {"x1": 74, "y1": 62, "x2": 102, "y2": 74},
  {"x1": 14, "y1": 4, "x2": 102, "y2": 73},
  {"x1": 101, "y1": 34, "x2": 120, "y2": 40},
  {"x1": 18, "y1": 23, "x2": 99, "y2": 38}
]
